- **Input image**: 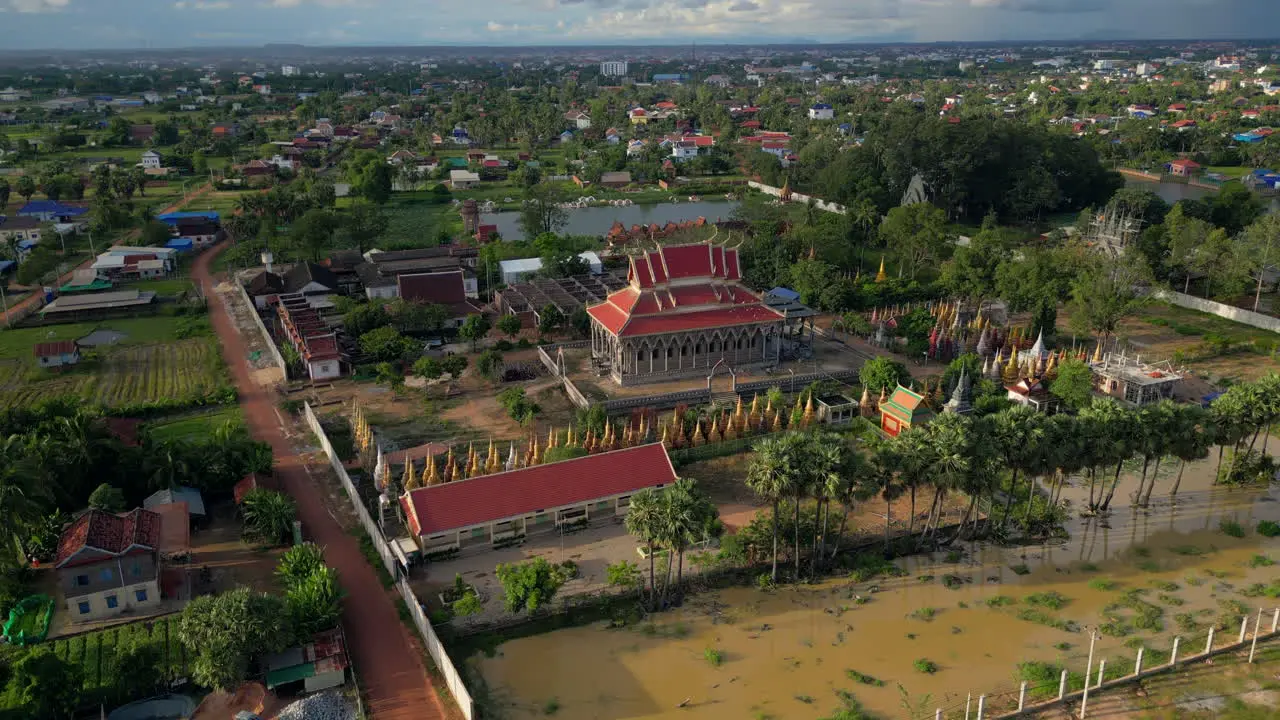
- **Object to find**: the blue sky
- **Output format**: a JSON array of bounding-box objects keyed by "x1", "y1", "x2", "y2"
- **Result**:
[{"x1": 1, "y1": 0, "x2": 1278, "y2": 49}]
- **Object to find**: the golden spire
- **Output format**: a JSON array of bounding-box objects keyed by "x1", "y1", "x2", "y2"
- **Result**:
[
  {"x1": 875, "y1": 255, "x2": 887, "y2": 283},
  {"x1": 1092, "y1": 342, "x2": 1103, "y2": 364},
  {"x1": 425, "y1": 456, "x2": 440, "y2": 486},
  {"x1": 486, "y1": 439, "x2": 500, "y2": 474},
  {"x1": 547, "y1": 426, "x2": 557, "y2": 449},
  {"x1": 802, "y1": 392, "x2": 816, "y2": 428},
  {"x1": 771, "y1": 408, "x2": 783, "y2": 433},
  {"x1": 529, "y1": 436, "x2": 542, "y2": 465},
  {"x1": 402, "y1": 457, "x2": 416, "y2": 489},
  {"x1": 449, "y1": 461, "x2": 463, "y2": 483},
  {"x1": 692, "y1": 421, "x2": 705, "y2": 447},
  {"x1": 709, "y1": 415, "x2": 721, "y2": 441},
  {"x1": 1003, "y1": 346, "x2": 1020, "y2": 384},
  {"x1": 379, "y1": 462, "x2": 391, "y2": 491},
  {"x1": 661, "y1": 423, "x2": 671, "y2": 448}
]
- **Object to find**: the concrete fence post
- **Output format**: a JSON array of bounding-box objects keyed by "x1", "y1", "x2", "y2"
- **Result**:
[
  {"x1": 1272, "y1": 608, "x2": 1279, "y2": 633},
  {"x1": 1170, "y1": 637, "x2": 1180, "y2": 666},
  {"x1": 1240, "y1": 616, "x2": 1249, "y2": 643},
  {"x1": 1059, "y1": 669, "x2": 1068, "y2": 699},
  {"x1": 965, "y1": 693, "x2": 972, "y2": 720},
  {"x1": 1018, "y1": 682, "x2": 1027, "y2": 711},
  {"x1": 936, "y1": 709, "x2": 942, "y2": 720},
  {"x1": 1096, "y1": 660, "x2": 1106, "y2": 688},
  {"x1": 1205, "y1": 626, "x2": 1215, "y2": 655},
  {"x1": 977, "y1": 695, "x2": 985, "y2": 720},
  {"x1": 1134, "y1": 648, "x2": 1144, "y2": 676},
  {"x1": 1249, "y1": 607, "x2": 1263, "y2": 663}
]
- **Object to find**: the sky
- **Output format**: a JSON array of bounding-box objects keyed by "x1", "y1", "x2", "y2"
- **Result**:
[{"x1": 1, "y1": 0, "x2": 1279, "y2": 50}]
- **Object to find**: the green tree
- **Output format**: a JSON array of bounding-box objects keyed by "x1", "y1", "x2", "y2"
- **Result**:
[
  {"x1": 16, "y1": 175, "x2": 36, "y2": 203},
  {"x1": 359, "y1": 325, "x2": 417, "y2": 363},
  {"x1": 291, "y1": 208, "x2": 339, "y2": 262},
  {"x1": 343, "y1": 199, "x2": 389, "y2": 253},
  {"x1": 1065, "y1": 257, "x2": 1148, "y2": 346},
  {"x1": 413, "y1": 356, "x2": 443, "y2": 378},
  {"x1": 441, "y1": 355, "x2": 468, "y2": 378},
  {"x1": 858, "y1": 357, "x2": 909, "y2": 394},
  {"x1": 343, "y1": 302, "x2": 390, "y2": 337},
  {"x1": 8, "y1": 647, "x2": 82, "y2": 719},
  {"x1": 458, "y1": 314, "x2": 492, "y2": 351},
  {"x1": 537, "y1": 304, "x2": 564, "y2": 338},
  {"x1": 87, "y1": 483, "x2": 126, "y2": 512},
  {"x1": 624, "y1": 487, "x2": 665, "y2": 609},
  {"x1": 177, "y1": 588, "x2": 293, "y2": 689},
  {"x1": 0, "y1": 178, "x2": 10, "y2": 209},
  {"x1": 359, "y1": 161, "x2": 394, "y2": 204},
  {"x1": 239, "y1": 488, "x2": 297, "y2": 545},
  {"x1": 475, "y1": 348, "x2": 504, "y2": 380},
  {"x1": 285, "y1": 565, "x2": 344, "y2": 637},
  {"x1": 518, "y1": 183, "x2": 568, "y2": 238},
  {"x1": 879, "y1": 203, "x2": 950, "y2": 280},
  {"x1": 494, "y1": 557, "x2": 569, "y2": 613},
  {"x1": 496, "y1": 313, "x2": 523, "y2": 339},
  {"x1": 275, "y1": 542, "x2": 326, "y2": 587},
  {"x1": 140, "y1": 220, "x2": 173, "y2": 247},
  {"x1": 1050, "y1": 358, "x2": 1095, "y2": 411},
  {"x1": 746, "y1": 432, "x2": 806, "y2": 582}
]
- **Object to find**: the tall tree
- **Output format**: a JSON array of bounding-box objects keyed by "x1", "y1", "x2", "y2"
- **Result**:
[
  {"x1": 879, "y1": 202, "x2": 951, "y2": 280},
  {"x1": 746, "y1": 433, "x2": 804, "y2": 582}
]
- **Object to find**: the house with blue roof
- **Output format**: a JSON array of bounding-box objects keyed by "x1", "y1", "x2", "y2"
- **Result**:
[
  {"x1": 809, "y1": 103, "x2": 834, "y2": 120},
  {"x1": 1245, "y1": 169, "x2": 1280, "y2": 191},
  {"x1": 1235, "y1": 132, "x2": 1266, "y2": 143},
  {"x1": 18, "y1": 201, "x2": 88, "y2": 223},
  {"x1": 157, "y1": 211, "x2": 220, "y2": 226}
]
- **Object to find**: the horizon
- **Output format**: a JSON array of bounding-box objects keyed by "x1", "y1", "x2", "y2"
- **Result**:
[{"x1": 1, "y1": 0, "x2": 1279, "y2": 52}]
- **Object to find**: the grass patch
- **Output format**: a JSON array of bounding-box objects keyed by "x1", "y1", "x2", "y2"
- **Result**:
[
  {"x1": 1077, "y1": 562, "x2": 1099, "y2": 572},
  {"x1": 1247, "y1": 554, "x2": 1274, "y2": 568},
  {"x1": 145, "y1": 405, "x2": 244, "y2": 442},
  {"x1": 795, "y1": 695, "x2": 814, "y2": 704},
  {"x1": 542, "y1": 698, "x2": 560, "y2": 715},
  {"x1": 909, "y1": 607, "x2": 939, "y2": 622},
  {"x1": 1088, "y1": 578, "x2": 1119, "y2": 591},
  {"x1": 704, "y1": 647, "x2": 724, "y2": 666},
  {"x1": 941, "y1": 574, "x2": 966, "y2": 589},
  {"x1": 1054, "y1": 642, "x2": 1073, "y2": 651},
  {"x1": 1149, "y1": 580, "x2": 1179, "y2": 592},
  {"x1": 917, "y1": 575, "x2": 934, "y2": 583},
  {"x1": 1158, "y1": 593, "x2": 1185, "y2": 607},
  {"x1": 1024, "y1": 591, "x2": 1070, "y2": 610},
  {"x1": 985, "y1": 595, "x2": 1017, "y2": 608},
  {"x1": 944, "y1": 550, "x2": 963, "y2": 563},
  {"x1": 1258, "y1": 520, "x2": 1280, "y2": 537},
  {"x1": 1016, "y1": 609, "x2": 1081, "y2": 633},
  {"x1": 913, "y1": 658, "x2": 939, "y2": 674},
  {"x1": 1218, "y1": 519, "x2": 1246, "y2": 538},
  {"x1": 1169, "y1": 545, "x2": 1205, "y2": 556},
  {"x1": 1017, "y1": 661, "x2": 1085, "y2": 700},
  {"x1": 845, "y1": 669, "x2": 885, "y2": 687},
  {"x1": 1241, "y1": 582, "x2": 1280, "y2": 599},
  {"x1": 1010, "y1": 563, "x2": 1031, "y2": 576},
  {"x1": 1175, "y1": 613, "x2": 1200, "y2": 633},
  {"x1": 1135, "y1": 560, "x2": 1161, "y2": 573}
]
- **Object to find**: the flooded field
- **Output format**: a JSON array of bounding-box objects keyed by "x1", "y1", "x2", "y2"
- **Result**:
[{"x1": 472, "y1": 456, "x2": 1280, "y2": 720}]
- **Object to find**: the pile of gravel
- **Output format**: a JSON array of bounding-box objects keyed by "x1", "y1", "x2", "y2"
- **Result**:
[{"x1": 276, "y1": 691, "x2": 357, "y2": 720}]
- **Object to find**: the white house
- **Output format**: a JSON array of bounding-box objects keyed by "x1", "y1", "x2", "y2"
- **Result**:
[
  {"x1": 808, "y1": 103, "x2": 834, "y2": 120},
  {"x1": 140, "y1": 150, "x2": 163, "y2": 170},
  {"x1": 670, "y1": 141, "x2": 699, "y2": 161},
  {"x1": 565, "y1": 110, "x2": 592, "y2": 130},
  {"x1": 450, "y1": 170, "x2": 480, "y2": 189}
]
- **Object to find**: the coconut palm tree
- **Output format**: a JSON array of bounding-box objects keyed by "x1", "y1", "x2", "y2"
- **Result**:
[
  {"x1": 986, "y1": 405, "x2": 1043, "y2": 526},
  {"x1": 0, "y1": 436, "x2": 51, "y2": 566},
  {"x1": 1078, "y1": 398, "x2": 1135, "y2": 513},
  {"x1": 870, "y1": 441, "x2": 904, "y2": 552},
  {"x1": 658, "y1": 478, "x2": 717, "y2": 600},
  {"x1": 890, "y1": 428, "x2": 932, "y2": 542},
  {"x1": 919, "y1": 413, "x2": 973, "y2": 540},
  {"x1": 746, "y1": 433, "x2": 804, "y2": 582},
  {"x1": 805, "y1": 432, "x2": 854, "y2": 574},
  {"x1": 1133, "y1": 402, "x2": 1177, "y2": 507},
  {"x1": 624, "y1": 487, "x2": 664, "y2": 610},
  {"x1": 1209, "y1": 389, "x2": 1251, "y2": 483},
  {"x1": 1168, "y1": 404, "x2": 1215, "y2": 501}
]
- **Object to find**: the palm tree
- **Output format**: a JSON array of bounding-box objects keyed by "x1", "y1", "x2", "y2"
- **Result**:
[
  {"x1": 826, "y1": 449, "x2": 872, "y2": 563},
  {"x1": 1134, "y1": 402, "x2": 1176, "y2": 508},
  {"x1": 870, "y1": 441, "x2": 904, "y2": 553},
  {"x1": 920, "y1": 413, "x2": 973, "y2": 541},
  {"x1": 746, "y1": 433, "x2": 803, "y2": 582},
  {"x1": 658, "y1": 479, "x2": 717, "y2": 601},
  {"x1": 0, "y1": 436, "x2": 51, "y2": 565},
  {"x1": 240, "y1": 489, "x2": 297, "y2": 545},
  {"x1": 889, "y1": 429, "x2": 931, "y2": 541},
  {"x1": 1078, "y1": 398, "x2": 1134, "y2": 513},
  {"x1": 624, "y1": 487, "x2": 664, "y2": 610},
  {"x1": 1167, "y1": 404, "x2": 1215, "y2": 501},
  {"x1": 986, "y1": 405, "x2": 1042, "y2": 526},
  {"x1": 806, "y1": 433, "x2": 852, "y2": 574}
]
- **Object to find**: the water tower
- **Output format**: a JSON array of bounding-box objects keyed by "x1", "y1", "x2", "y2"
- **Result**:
[
  {"x1": 261, "y1": 250, "x2": 274, "y2": 273},
  {"x1": 460, "y1": 199, "x2": 479, "y2": 236}
]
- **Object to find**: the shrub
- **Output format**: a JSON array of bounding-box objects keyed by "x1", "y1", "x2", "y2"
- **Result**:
[
  {"x1": 984, "y1": 595, "x2": 1016, "y2": 608},
  {"x1": 1256, "y1": 520, "x2": 1280, "y2": 537},
  {"x1": 1025, "y1": 591, "x2": 1069, "y2": 610},
  {"x1": 845, "y1": 669, "x2": 885, "y2": 687},
  {"x1": 494, "y1": 558, "x2": 570, "y2": 613},
  {"x1": 913, "y1": 658, "x2": 938, "y2": 674},
  {"x1": 1088, "y1": 578, "x2": 1118, "y2": 591},
  {"x1": 1218, "y1": 519, "x2": 1246, "y2": 538},
  {"x1": 704, "y1": 647, "x2": 724, "y2": 666},
  {"x1": 240, "y1": 489, "x2": 297, "y2": 545}
]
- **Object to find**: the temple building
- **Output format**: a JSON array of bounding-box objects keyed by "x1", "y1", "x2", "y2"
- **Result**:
[
  {"x1": 880, "y1": 385, "x2": 933, "y2": 437},
  {"x1": 585, "y1": 242, "x2": 789, "y2": 386}
]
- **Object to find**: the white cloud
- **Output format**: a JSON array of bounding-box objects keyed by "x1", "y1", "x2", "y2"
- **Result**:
[
  {"x1": 175, "y1": 0, "x2": 232, "y2": 9},
  {"x1": 8, "y1": 0, "x2": 70, "y2": 13}
]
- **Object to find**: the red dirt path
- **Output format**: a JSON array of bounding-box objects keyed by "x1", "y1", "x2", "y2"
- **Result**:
[{"x1": 192, "y1": 242, "x2": 444, "y2": 720}]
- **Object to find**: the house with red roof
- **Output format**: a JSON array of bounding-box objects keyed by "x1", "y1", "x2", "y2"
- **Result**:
[
  {"x1": 1166, "y1": 158, "x2": 1201, "y2": 178},
  {"x1": 586, "y1": 242, "x2": 786, "y2": 386},
  {"x1": 56, "y1": 508, "x2": 163, "y2": 622},
  {"x1": 396, "y1": 270, "x2": 481, "y2": 327},
  {"x1": 401, "y1": 443, "x2": 677, "y2": 552},
  {"x1": 276, "y1": 294, "x2": 343, "y2": 380},
  {"x1": 34, "y1": 340, "x2": 81, "y2": 368}
]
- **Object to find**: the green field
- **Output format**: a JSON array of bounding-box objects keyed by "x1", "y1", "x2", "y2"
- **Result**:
[
  {"x1": 0, "y1": 316, "x2": 230, "y2": 411},
  {"x1": 0, "y1": 616, "x2": 186, "y2": 715},
  {"x1": 122, "y1": 278, "x2": 197, "y2": 296},
  {"x1": 145, "y1": 405, "x2": 244, "y2": 442}
]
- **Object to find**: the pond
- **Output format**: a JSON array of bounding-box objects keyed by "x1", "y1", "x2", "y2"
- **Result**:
[
  {"x1": 1124, "y1": 176, "x2": 1214, "y2": 205},
  {"x1": 481, "y1": 200, "x2": 740, "y2": 242},
  {"x1": 473, "y1": 456, "x2": 1279, "y2": 720}
]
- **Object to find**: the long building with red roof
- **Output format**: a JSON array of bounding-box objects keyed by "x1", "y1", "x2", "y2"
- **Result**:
[
  {"x1": 585, "y1": 241, "x2": 786, "y2": 385},
  {"x1": 401, "y1": 443, "x2": 677, "y2": 552}
]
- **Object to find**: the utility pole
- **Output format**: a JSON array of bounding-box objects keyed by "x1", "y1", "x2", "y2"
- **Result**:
[
  {"x1": 1080, "y1": 629, "x2": 1097, "y2": 719},
  {"x1": 1253, "y1": 227, "x2": 1273, "y2": 313}
]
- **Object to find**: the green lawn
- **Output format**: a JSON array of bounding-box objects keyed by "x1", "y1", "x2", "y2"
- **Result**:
[
  {"x1": 1138, "y1": 300, "x2": 1279, "y2": 346},
  {"x1": 145, "y1": 405, "x2": 244, "y2": 442},
  {"x1": 1205, "y1": 166, "x2": 1252, "y2": 179},
  {"x1": 121, "y1": 278, "x2": 196, "y2": 296},
  {"x1": 0, "y1": 316, "x2": 190, "y2": 360}
]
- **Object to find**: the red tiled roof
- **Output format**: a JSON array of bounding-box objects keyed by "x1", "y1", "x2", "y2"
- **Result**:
[
  {"x1": 662, "y1": 244, "x2": 713, "y2": 279},
  {"x1": 56, "y1": 508, "x2": 161, "y2": 568},
  {"x1": 620, "y1": 305, "x2": 785, "y2": 336},
  {"x1": 586, "y1": 299, "x2": 630, "y2": 335},
  {"x1": 34, "y1": 340, "x2": 77, "y2": 357},
  {"x1": 397, "y1": 270, "x2": 468, "y2": 305},
  {"x1": 400, "y1": 443, "x2": 677, "y2": 537}
]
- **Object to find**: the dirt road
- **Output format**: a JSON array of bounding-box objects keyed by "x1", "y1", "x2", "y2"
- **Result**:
[
  {"x1": 191, "y1": 242, "x2": 445, "y2": 720},
  {"x1": 1, "y1": 183, "x2": 213, "y2": 326}
]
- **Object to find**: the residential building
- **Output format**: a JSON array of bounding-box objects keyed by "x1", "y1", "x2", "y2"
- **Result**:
[
  {"x1": 282, "y1": 65, "x2": 301, "y2": 77},
  {"x1": 246, "y1": 271, "x2": 285, "y2": 309},
  {"x1": 18, "y1": 200, "x2": 88, "y2": 223},
  {"x1": 600, "y1": 60, "x2": 629, "y2": 77},
  {"x1": 34, "y1": 340, "x2": 81, "y2": 368},
  {"x1": 449, "y1": 169, "x2": 480, "y2": 189},
  {"x1": 1166, "y1": 158, "x2": 1200, "y2": 177},
  {"x1": 401, "y1": 443, "x2": 677, "y2": 553},
  {"x1": 808, "y1": 103, "x2": 834, "y2": 120},
  {"x1": 629, "y1": 108, "x2": 648, "y2": 125},
  {"x1": 283, "y1": 261, "x2": 339, "y2": 298},
  {"x1": 140, "y1": 150, "x2": 163, "y2": 170},
  {"x1": 396, "y1": 270, "x2": 481, "y2": 327},
  {"x1": 585, "y1": 241, "x2": 787, "y2": 386},
  {"x1": 0, "y1": 216, "x2": 42, "y2": 245},
  {"x1": 565, "y1": 110, "x2": 592, "y2": 130},
  {"x1": 1090, "y1": 352, "x2": 1181, "y2": 406},
  {"x1": 55, "y1": 509, "x2": 163, "y2": 622}
]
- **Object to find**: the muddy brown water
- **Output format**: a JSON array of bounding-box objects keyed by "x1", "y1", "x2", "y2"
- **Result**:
[{"x1": 475, "y1": 459, "x2": 1280, "y2": 720}]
